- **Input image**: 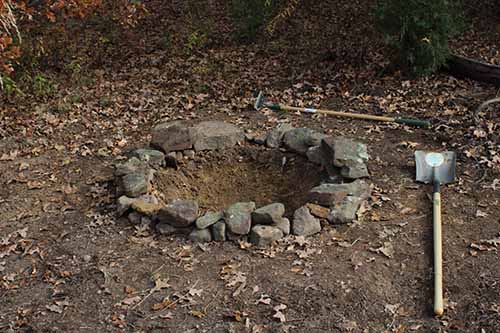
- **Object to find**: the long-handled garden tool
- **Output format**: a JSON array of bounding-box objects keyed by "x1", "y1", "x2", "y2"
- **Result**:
[
  {"x1": 254, "y1": 91, "x2": 431, "y2": 127},
  {"x1": 415, "y1": 150, "x2": 456, "y2": 316}
]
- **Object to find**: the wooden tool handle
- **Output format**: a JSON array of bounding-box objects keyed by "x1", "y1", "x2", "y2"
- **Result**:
[
  {"x1": 277, "y1": 105, "x2": 395, "y2": 122},
  {"x1": 269, "y1": 104, "x2": 430, "y2": 127},
  {"x1": 433, "y1": 190, "x2": 444, "y2": 316}
]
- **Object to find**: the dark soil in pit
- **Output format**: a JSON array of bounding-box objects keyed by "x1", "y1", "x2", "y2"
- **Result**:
[{"x1": 155, "y1": 146, "x2": 326, "y2": 215}]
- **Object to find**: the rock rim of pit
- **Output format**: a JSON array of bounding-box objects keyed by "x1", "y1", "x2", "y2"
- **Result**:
[{"x1": 115, "y1": 121, "x2": 372, "y2": 246}]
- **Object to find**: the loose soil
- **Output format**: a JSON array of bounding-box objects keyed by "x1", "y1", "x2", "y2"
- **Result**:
[{"x1": 155, "y1": 146, "x2": 325, "y2": 216}]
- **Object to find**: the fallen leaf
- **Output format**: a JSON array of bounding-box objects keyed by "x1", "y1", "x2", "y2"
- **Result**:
[
  {"x1": 188, "y1": 287, "x2": 203, "y2": 297},
  {"x1": 256, "y1": 294, "x2": 272, "y2": 305},
  {"x1": 18, "y1": 162, "x2": 29, "y2": 171},
  {"x1": 121, "y1": 296, "x2": 141, "y2": 306},
  {"x1": 190, "y1": 310, "x2": 205, "y2": 318},
  {"x1": 476, "y1": 210, "x2": 488, "y2": 218},
  {"x1": 46, "y1": 304, "x2": 63, "y2": 313},
  {"x1": 273, "y1": 304, "x2": 287, "y2": 322},
  {"x1": 369, "y1": 242, "x2": 394, "y2": 258}
]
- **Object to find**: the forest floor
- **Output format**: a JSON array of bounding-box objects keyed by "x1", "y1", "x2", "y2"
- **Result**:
[{"x1": 0, "y1": 1, "x2": 499, "y2": 332}]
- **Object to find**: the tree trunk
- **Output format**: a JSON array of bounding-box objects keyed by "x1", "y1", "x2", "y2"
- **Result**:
[{"x1": 446, "y1": 54, "x2": 500, "y2": 86}]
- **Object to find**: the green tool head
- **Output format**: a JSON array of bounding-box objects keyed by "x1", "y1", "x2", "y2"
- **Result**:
[{"x1": 254, "y1": 91, "x2": 265, "y2": 111}]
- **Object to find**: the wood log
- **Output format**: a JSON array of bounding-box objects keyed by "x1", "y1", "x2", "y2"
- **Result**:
[{"x1": 446, "y1": 54, "x2": 500, "y2": 86}]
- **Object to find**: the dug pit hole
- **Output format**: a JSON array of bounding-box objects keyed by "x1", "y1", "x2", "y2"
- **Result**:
[{"x1": 154, "y1": 146, "x2": 326, "y2": 216}]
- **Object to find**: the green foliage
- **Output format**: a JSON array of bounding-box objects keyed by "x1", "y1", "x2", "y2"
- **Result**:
[
  {"x1": 0, "y1": 74, "x2": 22, "y2": 97},
  {"x1": 375, "y1": 0, "x2": 463, "y2": 76},
  {"x1": 230, "y1": 0, "x2": 277, "y2": 41},
  {"x1": 32, "y1": 74, "x2": 55, "y2": 97},
  {"x1": 185, "y1": 31, "x2": 208, "y2": 54}
]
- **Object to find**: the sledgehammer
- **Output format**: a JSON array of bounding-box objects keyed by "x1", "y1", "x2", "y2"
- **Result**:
[{"x1": 254, "y1": 91, "x2": 430, "y2": 127}]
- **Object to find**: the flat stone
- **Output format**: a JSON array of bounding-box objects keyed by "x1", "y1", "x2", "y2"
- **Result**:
[
  {"x1": 266, "y1": 123, "x2": 294, "y2": 148},
  {"x1": 156, "y1": 223, "x2": 177, "y2": 235},
  {"x1": 292, "y1": 206, "x2": 321, "y2": 236},
  {"x1": 115, "y1": 157, "x2": 150, "y2": 177},
  {"x1": 183, "y1": 149, "x2": 195, "y2": 158},
  {"x1": 189, "y1": 228, "x2": 212, "y2": 243},
  {"x1": 341, "y1": 163, "x2": 369, "y2": 179},
  {"x1": 191, "y1": 121, "x2": 244, "y2": 151},
  {"x1": 211, "y1": 221, "x2": 226, "y2": 241},
  {"x1": 151, "y1": 121, "x2": 194, "y2": 153},
  {"x1": 130, "y1": 149, "x2": 165, "y2": 169},
  {"x1": 327, "y1": 196, "x2": 364, "y2": 224},
  {"x1": 308, "y1": 180, "x2": 370, "y2": 207},
  {"x1": 273, "y1": 217, "x2": 290, "y2": 236},
  {"x1": 117, "y1": 196, "x2": 135, "y2": 216},
  {"x1": 196, "y1": 211, "x2": 224, "y2": 229},
  {"x1": 283, "y1": 128, "x2": 328, "y2": 154},
  {"x1": 156, "y1": 223, "x2": 191, "y2": 236},
  {"x1": 249, "y1": 225, "x2": 284, "y2": 247},
  {"x1": 251, "y1": 203, "x2": 285, "y2": 225},
  {"x1": 225, "y1": 202, "x2": 256, "y2": 235},
  {"x1": 131, "y1": 200, "x2": 163, "y2": 217},
  {"x1": 321, "y1": 137, "x2": 369, "y2": 179},
  {"x1": 121, "y1": 172, "x2": 150, "y2": 198},
  {"x1": 306, "y1": 203, "x2": 330, "y2": 219},
  {"x1": 157, "y1": 199, "x2": 199, "y2": 227},
  {"x1": 306, "y1": 146, "x2": 323, "y2": 165}
]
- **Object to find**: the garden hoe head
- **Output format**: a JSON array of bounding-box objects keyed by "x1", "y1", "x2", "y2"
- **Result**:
[
  {"x1": 415, "y1": 151, "x2": 456, "y2": 185},
  {"x1": 254, "y1": 91, "x2": 266, "y2": 111}
]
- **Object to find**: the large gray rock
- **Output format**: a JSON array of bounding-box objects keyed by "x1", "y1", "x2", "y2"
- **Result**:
[
  {"x1": 211, "y1": 221, "x2": 226, "y2": 241},
  {"x1": 283, "y1": 128, "x2": 328, "y2": 155},
  {"x1": 251, "y1": 203, "x2": 285, "y2": 225},
  {"x1": 321, "y1": 137, "x2": 369, "y2": 179},
  {"x1": 265, "y1": 123, "x2": 294, "y2": 148},
  {"x1": 225, "y1": 202, "x2": 256, "y2": 235},
  {"x1": 273, "y1": 217, "x2": 290, "y2": 236},
  {"x1": 249, "y1": 225, "x2": 284, "y2": 247},
  {"x1": 115, "y1": 157, "x2": 150, "y2": 177},
  {"x1": 308, "y1": 180, "x2": 370, "y2": 207},
  {"x1": 121, "y1": 172, "x2": 150, "y2": 198},
  {"x1": 151, "y1": 121, "x2": 194, "y2": 153},
  {"x1": 130, "y1": 149, "x2": 165, "y2": 169},
  {"x1": 157, "y1": 199, "x2": 199, "y2": 227},
  {"x1": 191, "y1": 121, "x2": 244, "y2": 151},
  {"x1": 327, "y1": 196, "x2": 364, "y2": 224},
  {"x1": 292, "y1": 206, "x2": 321, "y2": 236},
  {"x1": 196, "y1": 211, "x2": 223, "y2": 229},
  {"x1": 189, "y1": 228, "x2": 212, "y2": 243},
  {"x1": 306, "y1": 145, "x2": 323, "y2": 165}
]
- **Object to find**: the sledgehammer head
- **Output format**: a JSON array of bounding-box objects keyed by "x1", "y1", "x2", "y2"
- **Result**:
[{"x1": 254, "y1": 91, "x2": 265, "y2": 111}]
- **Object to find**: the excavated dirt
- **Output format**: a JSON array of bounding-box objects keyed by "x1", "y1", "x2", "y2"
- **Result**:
[{"x1": 154, "y1": 146, "x2": 326, "y2": 216}]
